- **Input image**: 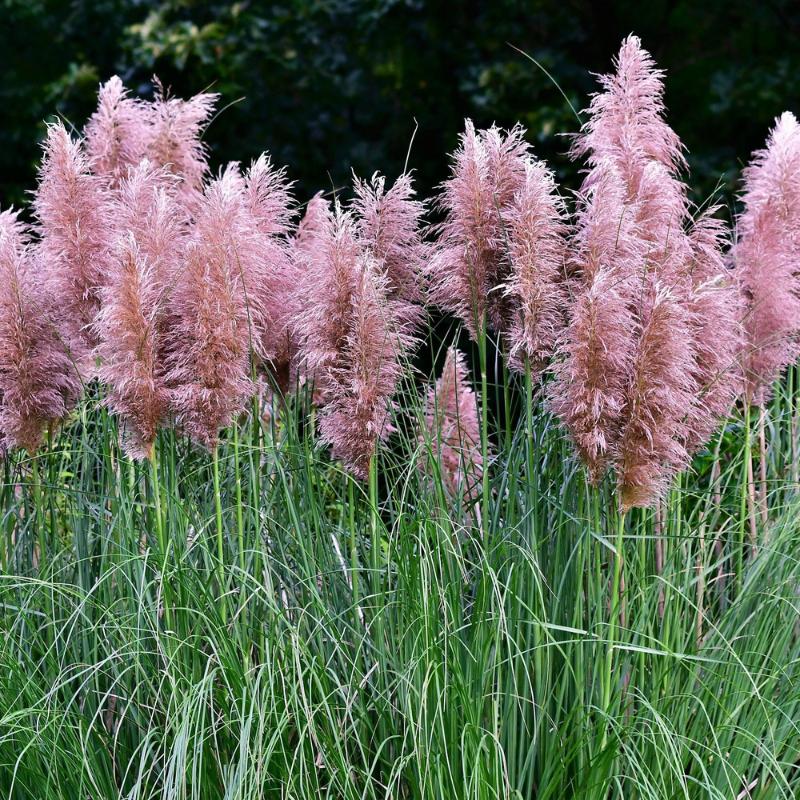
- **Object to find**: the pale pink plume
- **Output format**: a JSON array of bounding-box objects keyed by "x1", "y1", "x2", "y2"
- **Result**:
[
  {"x1": 295, "y1": 192, "x2": 332, "y2": 254},
  {"x1": 503, "y1": 157, "x2": 568, "y2": 376},
  {"x1": 352, "y1": 171, "x2": 429, "y2": 314},
  {"x1": 427, "y1": 121, "x2": 530, "y2": 339},
  {"x1": 33, "y1": 121, "x2": 112, "y2": 362},
  {"x1": 95, "y1": 168, "x2": 187, "y2": 459},
  {"x1": 734, "y1": 111, "x2": 800, "y2": 406},
  {"x1": 144, "y1": 80, "x2": 218, "y2": 208},
  {"x1": 242, "y1": 154, "x2": 299, "y2": 393},
  {"x1": 616, "y1": 285, "x2": 695, "y2": 510},
  {"x1": 319, "y1": 257, "x2": 414, "y2": 479},
  {"x1": 681, "y1": 210, "x2": 742, "y2": 454},
  {"x1": 0, "y1": 211, "x2": 81, "y2": 453},
  {"x1": 421, "y1": 346, "x2": 483, "y2": 503},
  {"x1": 165, "y1": 165, "x2": 259, "y2": 450},
  {"x1": 84, "y1": 76, "x2": 150, "y2": 188}
]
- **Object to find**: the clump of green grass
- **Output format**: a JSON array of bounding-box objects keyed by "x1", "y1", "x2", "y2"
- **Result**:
[{"x1": 1, "y1": 351, "x2": 799, "y2": 800}]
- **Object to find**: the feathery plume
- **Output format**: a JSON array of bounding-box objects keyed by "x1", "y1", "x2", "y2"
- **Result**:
[
  {"x1": 95, "y1": 168, "x2": 186, "y2": 459},
  {"x1": 295, "y1": 192, "x2": 332, "y2": 254},
  {"x1": 84, "y1": 76, "x2": 150, "y2": 188},
  {"x1": 503, "y1": 158, "x2": 568, "y2": 376},
  {"x1": 421, "y1": 347, "x2": 483, "y2": 502},
  {"x1": 165, "y1": 166, "x2": 257, "y2": 450},
  {"x1": 0, "y1": 211, "x2": 81, "y2": 453},
  {"x1": 242, "y1": 154, "x2": 299, "y2": 392},
  {"x1": 352, "y1": 172, "x2": 428, "y2": 313},
  {"x1": 734, "y1": 111, "x2": 800, "y2": 405},
  {"x1": 145, "y1": 80, "x2": 218, "y2": 208},
  {"x1": 616, "y1": 286, "x2": 695, "y2": 510},
  {"x1": 33, "y1": 122, "x2": 112, "y2": 361},
  {"x1": 428, "y1": 121, "x2": 530, "y2": 339}
]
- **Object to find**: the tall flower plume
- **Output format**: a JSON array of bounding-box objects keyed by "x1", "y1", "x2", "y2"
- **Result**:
[
  {"x1": 421, "y1": 346, "x2": 483, "y2": 503},
  {"x1": 84, "y1": 76, "x2": 150, "y2": 189},
  {"x1": 554, "y1": 36, "x2": 738, "y2": 506},
  {"x1": 734, "y1": 111, "x2": 800, "y2": 406},
  {"x1": 33, "y1": 122, "x2": 112, "y2": 362},
  {"x1": 427, "y1": 121, "x2": 529, "y2": 339},
  {"x1": 352, "y1": 171, "x2": 429, "y2": 329},
  {"x1": 295, "y1": 202, "x2": 415, "y2": 478},
  {"x1": 0, "y1": 210, "x2": 81, "y2": 453},
  {"x1": 165, "y1": 165, "x2": 259, "y2": 450},
  {"x1": 502, "y1": 158, "x2": 568, "y2": 376},
  {"x1": 145, "y1": 80, "x2": 218, "y2": 208},
  {"x1": 95, "y1": 166, "x2": 187, "y2": 459}
]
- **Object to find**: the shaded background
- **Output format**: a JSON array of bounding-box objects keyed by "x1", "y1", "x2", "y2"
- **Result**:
[{"x1": 2, "y1": 0, "x2": 799, "y2": 212}]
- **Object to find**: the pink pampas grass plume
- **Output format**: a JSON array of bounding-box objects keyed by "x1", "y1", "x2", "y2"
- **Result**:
[
  {"x1": 427, "y1": 121, "x2": 530, "y2": 339},
  {"x1": 682, "y1": 210, "x2": 743, "y2": 454},
  {"x1": 295, "y1": 192, "x2": 332, "y2": 253},
  {"x1": 95, "y1": 168, "x2": 187, "y2": 459},
  {"x1": 616, "y1": 285, "x2": 695, "y2": 510},
  {"x1": 352, "y1": 172, "x2": 429, "y2": 313},
  {"x1": 165, "y1": 166, "x2": 258, "y2": 450},
  {"x1": 242, "y1": 154, "x2": 299, "y2": 392},
  {"x1": 144, "y1": 80, "x2": 218, "y2": 208},
  {"x1": 319, "y1": 257, "x2": 414, "y2": 479},
  {"x1": 33, "y1": 122, "x2": 112, "y2": 360},
  {"x1": 734, "y1": 111, "x2": 800, "y2": 406},
  {"x1": 0, "y1": 211, "x2": 81, "y2": 453},
  {"x1": 421, "y1": 346, "x2": 483, "y2": 503},
  {"x1": 503, "y1": 157, "x2": 568, "y2": 376},
  {"x1": 84, "y1": 76, "x2": 149, "y2": 189}
]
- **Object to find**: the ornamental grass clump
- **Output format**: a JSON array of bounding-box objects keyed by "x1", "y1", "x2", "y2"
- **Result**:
[
  {"x1": 420, "y1": 346, "x2": 483, "y2": 505},
  {"x1": 0, "y1": 210, "x2": 81, "y2": 454}
]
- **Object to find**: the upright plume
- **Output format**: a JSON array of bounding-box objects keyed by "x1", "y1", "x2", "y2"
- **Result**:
[
  {"x1": 0, "y1": 211, "x2": 81, "y2": 453},
  {"x1": 734, "y1": 112, "x2": 800, "y2": 406},
  {"x1": 33, "y1": 122, "x2": 112, "y2": 363},
  {"x1": 295, "y1": 201, "x2": 416, "y2": 478},
  {"x1": 95, "y1": 165, "x2": 187, "y2": 459},
  {"x1": 421, "y1": 347, "x2": 483, "y2": 503},
  {"x1": 553, "y1": 35, "x2": 738, "y2": 508},
  {"x1": 427, "y1": 122, "x2": 529, "y2": 340},
  {"x1": 84, "y1": 76, "x2": 150, "y2": 189}
]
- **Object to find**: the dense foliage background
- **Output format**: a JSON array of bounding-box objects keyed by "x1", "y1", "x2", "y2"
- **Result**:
[{"x1": 2, "y1": 0, "x2": 800, "y2": 209}]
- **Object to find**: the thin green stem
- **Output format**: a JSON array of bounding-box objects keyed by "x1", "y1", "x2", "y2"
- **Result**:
[{"x1": 213, "y1": 445, "x2": 226, "y2": 623}]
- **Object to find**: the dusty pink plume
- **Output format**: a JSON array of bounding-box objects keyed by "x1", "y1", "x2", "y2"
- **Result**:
[
  {"x1": 144, "y1": 79, "x2": 218, "y2": 208},
  {"x1": 33, "y1": 121, "x2": 112, "y2": 363},
  {"x1": 421, "y1": 346, "x2": 483, "y2": 503},
  {"x1": 165, "y1": 165, "x2": 258, "y2": 450},
  {"x1": 295, "y1": 192, "x2": 332, "y2": 254},
  {"x1": 352, "y1": 171, "x2": 429, "y2": 323},
  {"x1": 616, "y1": 285, "x2": 696, "y2": 510},
  {"x1": 95, "y1": 166, "x2": 187, "y2": 459},
  {"x1": 0, "y1": 210, "x2": 81, "y2": 453},
  {"x1": 427, "y1": 121, "x2": 530, "y2": 340},
  {"x1": 503, "y1": 157, "x2": 568, "y2": 376},
  {"x1": 84, "y1": 76, "x2": 150, "y2": 188},
  {"x1": 735, "y1": 111, "x2": 800, "y2": 406},
  {"x1": 242, "y1": 154, "x2": 299, "y2": 393},
  {"x1": 296, "y1": 202, "x2": 415, "y2": 478}
]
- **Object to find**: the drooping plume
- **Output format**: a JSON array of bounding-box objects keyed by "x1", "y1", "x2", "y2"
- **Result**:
[
  {"x1": 84, "y1": 76, "x2": 150, "y2": 189},
  {"x1": 95, "y1": 167, "x2": 187, "y2": 459},
  {"x1": 144, "y1": 80, "x2": 218, "y2": 208},
  {"x1": 352, "y1": 171, "x2": 429, "y2": 327},
  {"x1": 421, "y1": 347, "x2": 483, "y2": 503},
  {"x1": 33, "y1": 122, "x2": 112, "y2": 361},
  {"x1": 295, "y1": 202, "x2": 415, "y2": 478},
  {"x1": 0, "y1": 211, "x2": 81, "y2": 453},
  {"x1": 427, "y1": 121, "x2": 529, "y2": 340},
  {"x1": 503, "y1": 158, "x2": 568, "y2": 376},
  {"x1": 734, "y1": 111, "x2": 800, "y2": 406},
  {"x1": 165, "y1": 166, "x2": 258, "y2": 450}
]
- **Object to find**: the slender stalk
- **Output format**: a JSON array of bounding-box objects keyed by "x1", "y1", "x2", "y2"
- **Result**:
[
  {"x1": 478, "y1": 316, "x2": 489, "y2": 543},
  {"x1": 213, "y1": 445, "x2": 226, "y2": 623},
  {"x1": 31, "y1": 453, "x2": 45, "y2": 575},
  {"x1": 738, "y1": 405, "x2": 753, "y2": 590},
  {"x1": 348, "y1": 475, "x2": 359, "y2": 612},
  {"x1": 758, "y1": 404, "x2": 768, "y2": 527},
  {"x1": 233, "y1": 421, "x2": 245, "y2": 574},
  {"x1": 150, "y1": 447, "x2": 172, "y2": 632},
  {"x1": 369, "y1": 452, "x2": 378, "y2": 595}
]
